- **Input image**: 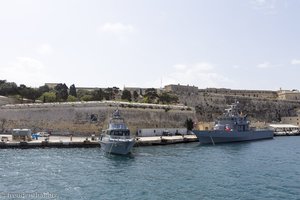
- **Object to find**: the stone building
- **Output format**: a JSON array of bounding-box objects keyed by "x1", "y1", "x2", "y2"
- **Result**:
[
  {"x1": 199, "y1": 88, "x2": 278, "y2": 99},
  {"x1": 281, "y1": 116, "x2": 300, "y2": 126},
  {"x1": 76, "y1": 87, "x2": 106, "y2": 92},
  {"x1": 164, "y1": 84, "x2": 198, "y2": 94},
  {"x1": 277, "y1": 90, "x2": 300, "y2": 101},
  {"x1": 195, "y1": 122, "x2": 214, "y2": 130},
  {"x1": 45, "y1": 83, "x2": 60, "y2": 89}
]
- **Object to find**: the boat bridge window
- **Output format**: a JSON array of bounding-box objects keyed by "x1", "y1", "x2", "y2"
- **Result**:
[
  {"x1": 109, "y1": 124, "x2": 127, "y2": 129},
  {"x1": 109, "y1": 130, "x2": 130, "y2": 136}
]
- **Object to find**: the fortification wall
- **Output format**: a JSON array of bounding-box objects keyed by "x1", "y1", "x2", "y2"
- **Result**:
[
  {"x1": 0, "y1": 101, "x2": 195, "y2": 135},
  {"x1": 1, "y1": 93, "x2": 299, "y2": 135},
  {"x1": 0, "y1": 96, "x2": 18, "y2": 106}
]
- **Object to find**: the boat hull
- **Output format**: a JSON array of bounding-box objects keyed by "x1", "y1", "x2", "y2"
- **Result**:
[
  {"x1": 99, "y1": 139, "x2": 135, "y2": 155},
  {"x1": 193, "y1": 130, "x2": 274, "y2": 144}
]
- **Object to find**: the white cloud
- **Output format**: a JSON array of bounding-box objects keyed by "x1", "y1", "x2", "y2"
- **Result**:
[
  {"x1": 163, "y1": 62, "x2": 232, "y2": 88},
  {"x1": 254, "y1": 0, "x2": 268, "y2": 6},
  {"x1": 98, "y1": 22, "x2": 137, "y2": 43},
  {"x1": 251, "y1": 0, "x2": 278, "y2": 14},
  {"x1": 257, "y1": 62, "x2": 272, "y2": 68},
  {"x1": 291, "y1": 59, "x2": 300, "y2": 65},
  {"x1": 0, "y1": 57, "x2": 47, "y2": 87},
  {"x1": 99, "y1": 22, "x2": 136, "y2": 35},
  {"x1": 37, "y1": 44, "x2": 53, "y2": 55},
  {"x1": 173, "y1": 64, "x2": 187, "y2": 71}
]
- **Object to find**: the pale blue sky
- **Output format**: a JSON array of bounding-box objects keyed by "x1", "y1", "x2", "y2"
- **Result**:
[{"x1": 0, "y1": 0, "x2": 299, "y2": 90}]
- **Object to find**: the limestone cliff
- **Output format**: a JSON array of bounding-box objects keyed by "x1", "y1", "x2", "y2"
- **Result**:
[{"x1": 177, "y1": 92, "x2": 300, "y2": 122}]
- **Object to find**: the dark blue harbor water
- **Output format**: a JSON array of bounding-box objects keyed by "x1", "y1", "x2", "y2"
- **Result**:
[{"x1": 0, "y1": 137, "x2": 299, "y2": 200}]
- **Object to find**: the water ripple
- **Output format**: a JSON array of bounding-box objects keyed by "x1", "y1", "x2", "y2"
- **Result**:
[{"x1": 0, "y1": 137, "x2": 300, "y2": 199}]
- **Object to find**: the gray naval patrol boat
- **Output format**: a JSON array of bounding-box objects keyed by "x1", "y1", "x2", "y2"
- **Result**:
[
  {"x1": 193, "y1": 101, "x2": 273, "y2": 144},
  {"x1": 99, "y1": 109, "x2": 135, "y2": 155}
]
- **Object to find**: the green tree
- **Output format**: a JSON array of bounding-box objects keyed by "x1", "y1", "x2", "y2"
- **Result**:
[
  {"x1": 184, "y1": 118, "x2": 194, "y2": 131},
  {"x1": 133, "y1": 91, "x2": 139, "y2": 102},
  {"x1": 112, "y1": 87, "x2": 119, "y2": 95},
  {"x1": 103, "y1": 87, "x2": 120, "y2": 100},
  {"x1": 121, "y1": 89, "x2": 132, "y2": 102},
  {"x1": 26, "y1": 87, "x2": 42, "y2": 103},
  {"x1": 144, "y1": 88, "x2": 158, "y2": 103},
  {"x1": 39, "y1": 92, "x2": 56, "y2": 102},
  {"x1": 77, "y1": 89, "x2": 91, "y2": 100},
  {"x1": 17, "y1": 85, "x2": 41, "y2": 103},
  {"x1": 104, "y1": 88, "x2": 113, "y2": 100},
  {"x1": 103, "y1": 87, "x2": 117, "y2": 100},
  {"x1": 18, "y1": 84, "x2": 29, "y2": 102},
  {"x1": 0, "y1": 81, "x2": 18, "y2": 96},
  {"x1": 159, "y1": 92, "x2": 179, "y2": 104},
  {"x1": 69, "y1": 84, "x2": 77, "y2": 97},
  {"x1": 81, "y1": 94, "x2": 93, "y2": 101},
  {"x1": 67, "y1": 95, "x2": 77, "y2": 102},
  {"x1": 38, "y1": 85, "x2": 50, "y2": 94},
  {"x1": 91, "y1": 89, "x2": 104, "y2": 101},
  {"x1": 54, "y1": 83, "x2": 69, "y2": 101}
]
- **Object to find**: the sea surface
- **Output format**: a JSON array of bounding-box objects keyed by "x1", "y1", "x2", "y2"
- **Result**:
[{"x1": 0, "y1": 137, "x2": 299, "y2": 200}]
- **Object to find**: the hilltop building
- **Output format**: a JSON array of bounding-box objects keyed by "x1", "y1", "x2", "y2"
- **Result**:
[
  {"x1": 45, "y1": 83, "x2": 60, "y2": 89},
  {"x1": 45, "y1": 83, "x2": 109, "y2": 92},
  {"x1": 76, "y1": 87, "x2": 105, "y2": 92},
  {"x1": 163, "y1": 84, "x2": 278, "y2": 99},
  {"x1": 277, "y1": 90, "x2": 300, "y2": 101},
  {"x1": 281, "y1": 117, "x2": 300, "y2": 126},
  {"x1": 198, "y1": 88, "x2": 278, "y2": 99},
  {"x1": 45, "y1": 83, "x2": 300, "y2": 102},
  {"x1": 164, "y1": 84, "x2": 198, "y2": 94}
]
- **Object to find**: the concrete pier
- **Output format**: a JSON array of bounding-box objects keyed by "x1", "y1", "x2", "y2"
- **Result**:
[
  {"x1": 0, "y1": 134, "x2": 198, "y2": 149},
  {"x1": 0, "y1": 135, "x2": 99, "y2": 149},
  {"x1": 135, "y1": 135, "x2": 197, "y2": 146}
]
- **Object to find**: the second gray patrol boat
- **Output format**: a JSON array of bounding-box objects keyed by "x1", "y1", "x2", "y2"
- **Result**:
[{"x1": 193, "y1": 101, "x2": 274, "y2": 144}]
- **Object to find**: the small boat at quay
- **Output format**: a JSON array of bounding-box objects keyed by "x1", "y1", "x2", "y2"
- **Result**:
[
  {"x1": 193, "y1": 101, "x2": 274, "y2": 145},
  {"x1": 269, "y1": 124, "x2": 300, "y2": 136},
  {"x1": 99, "y1": 109, "x2": 135, "y2": 155}
]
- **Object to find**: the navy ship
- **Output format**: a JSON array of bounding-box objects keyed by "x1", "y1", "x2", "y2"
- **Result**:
[
  {"x1": 193, "y1": 101, "x2": 273, "y2": 144},
  {"x1": 99, "y1": 109, "x2": 135, "y2": 155}
]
